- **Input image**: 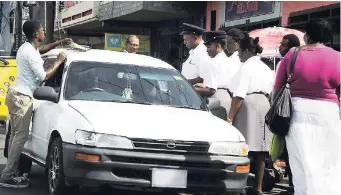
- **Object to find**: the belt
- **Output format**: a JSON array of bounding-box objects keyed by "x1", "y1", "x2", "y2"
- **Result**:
[
  {"x1": 247, "y1": 91, "x2": 270, "y2": 102},
  {"x1": 217, "y1": 88, "x2": 232, "y2": 97},
  {"x1": 247, "y1": 91, "x2": 269, "y2": 97}
]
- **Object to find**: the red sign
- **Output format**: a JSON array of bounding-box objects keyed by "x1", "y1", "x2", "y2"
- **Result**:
[{"x1": 225, "y1": 1, "x2": 275, "y2": 21}]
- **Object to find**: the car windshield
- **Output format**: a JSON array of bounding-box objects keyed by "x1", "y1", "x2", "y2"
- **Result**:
[{"x1": 64, "y1": 61, "x2": 206, "y2": 110}]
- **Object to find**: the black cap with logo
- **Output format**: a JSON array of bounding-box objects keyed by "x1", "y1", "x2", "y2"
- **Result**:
[
  {"x1": 204, "y1": 31, "x2": 227, "y2": 45},
  {"x1": 180, "y1": 23, "x2": 206, "y2": 36}
]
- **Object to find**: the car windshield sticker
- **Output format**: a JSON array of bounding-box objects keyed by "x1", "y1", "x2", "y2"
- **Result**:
[
  {"x1": 173, "y1": 75, "x2": 183, "y2": 81},
  {"x1": 121, "y1": 70, "x2": 134, "y2": 101},
  {"x1": 157, "y1": 80, "x2": 168, "y2": 92},
  {"x1": 140, "y1": 73, "x2": 173, "y2": 81}
]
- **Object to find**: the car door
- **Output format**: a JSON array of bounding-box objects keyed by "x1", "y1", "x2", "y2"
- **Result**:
[{"x1": 24, "y1": 57, "x2": 59, "y2": 161}]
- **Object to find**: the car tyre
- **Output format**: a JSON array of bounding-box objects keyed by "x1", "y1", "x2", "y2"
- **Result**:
[{"x1": 47, "y1": 137, "x2": 71, "y2": 195}]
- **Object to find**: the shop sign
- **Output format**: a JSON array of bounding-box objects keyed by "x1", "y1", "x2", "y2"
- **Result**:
[
  {"x1": 105, "y1": 33, "x2": 150, "y2": 55},
  {"x1": 225, "y1": 1, "x2": 275, "y2": 21}
]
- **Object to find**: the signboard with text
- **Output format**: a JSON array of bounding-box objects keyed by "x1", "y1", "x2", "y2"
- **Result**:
[
  {"x1": 225, "y1": 1, "x2": 275, "y2": 21},
  {"x1": 105, "y1": 33, "x2": 150, "y2": 55}
]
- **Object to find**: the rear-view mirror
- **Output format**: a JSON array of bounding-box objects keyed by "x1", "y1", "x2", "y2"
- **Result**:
[{"x1": 33, "y1": 86, "x2": 58, "y2": 103}]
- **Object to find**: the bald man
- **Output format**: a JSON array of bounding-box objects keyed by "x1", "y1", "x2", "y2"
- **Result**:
[{"x1": 123, "y1": 35, "x2": 140, "y2": 53}]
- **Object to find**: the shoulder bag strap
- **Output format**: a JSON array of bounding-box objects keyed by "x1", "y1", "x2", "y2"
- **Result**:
[{"x1": 287, "y1": 47, "x2": 300, "y2": 84}]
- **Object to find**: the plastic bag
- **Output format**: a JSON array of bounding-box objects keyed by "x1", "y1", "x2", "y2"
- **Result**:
[
  {"x1": 269, "y1": 134, "x2": 286, "y2": 162},
  {"x1": 265, "y1": 83, "x2": 293, "y2": 136},
  {"x1": 265, "y1": 47, "x2": 300, "y2": 136}
]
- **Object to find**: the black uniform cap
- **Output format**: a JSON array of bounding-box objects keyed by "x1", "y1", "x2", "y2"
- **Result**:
[
  {"x1": 180, "y1": 23, "x2": 205, "y2": 36},
  {"x1": 204, "y1": 31, "x2": 227, "y2": 45}
]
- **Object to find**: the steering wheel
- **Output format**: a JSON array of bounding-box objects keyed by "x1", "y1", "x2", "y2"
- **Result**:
[{"x1": 82, "y1": 87, "x2": 106, "y2": 93}]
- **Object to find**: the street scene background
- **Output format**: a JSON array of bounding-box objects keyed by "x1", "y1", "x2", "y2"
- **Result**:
[{"x1": 0, "y1": 1, "x2": 340, "y2": 195}]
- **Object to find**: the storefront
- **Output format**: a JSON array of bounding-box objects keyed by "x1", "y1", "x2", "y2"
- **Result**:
[
  {"x1": 282, "y1": 2, "x2": 340, "y2": 51},
  {"x1": 104, "y1": 33, "x2": 151, "y2": 55}
]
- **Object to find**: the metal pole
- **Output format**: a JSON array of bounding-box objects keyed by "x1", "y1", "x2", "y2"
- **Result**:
[
  {"x1": 13, "y1": 1, "x2": 23, "y2": 53},
  {"x1": 46, "y1": 1, "x2": 55, "y2": 43}
]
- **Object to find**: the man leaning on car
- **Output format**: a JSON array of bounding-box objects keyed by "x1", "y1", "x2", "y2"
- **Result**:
[{"x1": 0, "y1": 20, "x2": 71, "y2": 188}]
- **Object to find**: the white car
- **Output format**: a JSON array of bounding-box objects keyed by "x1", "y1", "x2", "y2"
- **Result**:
[{"x1": 4, "y1": 48, "x2": 249, "y2": 195}]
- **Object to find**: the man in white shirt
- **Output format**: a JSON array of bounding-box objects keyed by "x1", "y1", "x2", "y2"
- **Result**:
[
  {"x1": 123, "y1": 35, "x2": 139, "y2": 54},
  {"x1": 180, "y1": 23, "x2": 218, "y2": 97},
  {"x1": 205, "y1": 31, "x2": 239, "y2": 93},
  {"x1": 0, "y1": 20, "x2": 68, "y2": 188},
  {"x1": 203, "y1": 30, "x2": 234, "y2": 119}
]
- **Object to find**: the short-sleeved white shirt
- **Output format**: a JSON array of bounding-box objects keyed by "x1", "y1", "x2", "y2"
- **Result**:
[
  {"x1": 11, "y1": 42, "x2": 46, "y2": 97},
  {"x1": 181, "y1": 41, "x2": 218, "y2": 90},
  {"x1": 213, "y1": 51, "x2": 239, "y2": 89},
  {"x1": 230, "y1": 56, "x2": 274, "y2": 99},
  {"x1": 229, "y1": 51, "x2": 242, "y2": 67}
]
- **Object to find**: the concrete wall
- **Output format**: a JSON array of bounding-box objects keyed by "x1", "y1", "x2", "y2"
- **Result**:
[
  {"x1": 281, "y1": 1, "x2": 339, "y2": 26},
  {"x1": 99, "y1": 1, "x2": 143, "y2": 20},
  {"x1": 143, "y1": 2, "x2": 187, "y2": 14},
  {"x1": 205, "y1": 1, "x2": 221, "y2": 30},
  {"x1": 61, "y1": 1, "x2": 100, "y2": 28}
]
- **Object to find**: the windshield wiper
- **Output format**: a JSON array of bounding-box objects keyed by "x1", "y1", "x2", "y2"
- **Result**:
[
  {"x1": 99, "y1": 99, "x2": 152, "y2": 105},
  {"x1": 169, "y1": 105, "x2": 204, "y2": 111},
  {"x1": 121, "y1": 100, "x2": 152, "y2": 105}
]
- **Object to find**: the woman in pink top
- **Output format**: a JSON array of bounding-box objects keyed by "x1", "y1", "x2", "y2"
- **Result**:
[{"x1": 274, "y1": 19, "x2": 341, "y2": 195}]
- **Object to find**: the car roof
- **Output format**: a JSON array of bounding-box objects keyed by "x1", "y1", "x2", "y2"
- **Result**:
[{"x1": 41, "y1": 48, "x2": 175, "y2": 70}]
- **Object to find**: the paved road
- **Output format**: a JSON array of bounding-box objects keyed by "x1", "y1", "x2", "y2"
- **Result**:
[{"x1": 0, "y1": 125, "x2": 289, "y2": 195}]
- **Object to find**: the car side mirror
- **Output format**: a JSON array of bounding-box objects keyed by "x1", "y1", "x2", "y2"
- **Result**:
[
  {"x1": 33, "y1": 86, "x2": 58, "y2": 103},
  {"x1": 206, "y1": 97, "x2": 221, "y2": 110}
]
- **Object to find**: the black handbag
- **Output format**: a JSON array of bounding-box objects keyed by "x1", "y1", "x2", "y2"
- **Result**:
[{"x1": 265, "y1": 47, "x2": 300, "y2": 136}]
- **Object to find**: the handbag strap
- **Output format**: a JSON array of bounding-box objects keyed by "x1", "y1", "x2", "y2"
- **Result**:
[{"x1": 287, "y1": 47, "x2": 300, "y2": 84}]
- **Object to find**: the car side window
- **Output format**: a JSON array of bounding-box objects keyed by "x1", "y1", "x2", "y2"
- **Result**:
[{"x1": 42, "y1": 57, "x2": 65, "y2": 93}]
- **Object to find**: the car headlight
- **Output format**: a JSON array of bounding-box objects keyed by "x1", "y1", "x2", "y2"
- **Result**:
[
  {"x1": 208, "y1": 142, "x2": 249, "y2": 156},
  {"x1": 75, "y1": 130, "x2": 134, "y2": 149}
]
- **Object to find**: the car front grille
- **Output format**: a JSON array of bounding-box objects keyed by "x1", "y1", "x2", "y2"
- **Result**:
[
  {"x1": 130, "y1": 138, "x2": 210, "y2": 154},
  {"x1": 108, "y1": 155, "x2": 226, "y2": 169},
  {"x1": 111, "y1": 167, "x2": 226, "y2": 185}
]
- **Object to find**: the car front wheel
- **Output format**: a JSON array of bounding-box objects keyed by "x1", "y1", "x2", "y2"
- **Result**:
[{"x1": 47, "y1": 137, "x2": 67, "y2": 195}]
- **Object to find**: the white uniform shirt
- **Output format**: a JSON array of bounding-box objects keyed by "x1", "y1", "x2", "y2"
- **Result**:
[
  {"x1": 11, "y1": 42, "x2": 46, "y2": 97},
  {"x1": 230, "y1": 56, "x2": 274, "y2": 99},
  {"x1": 229, "y1": 51, "x2": 241, "y2": 67},
  {"x1": 213, "y1": 51, "x2": 239, "y2": 89},
  {"x1": 181, "y1": 41, "x2": 218, "y2": 90}
]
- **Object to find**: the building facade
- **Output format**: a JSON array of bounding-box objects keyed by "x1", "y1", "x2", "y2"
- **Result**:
[
  {"x1": 206, "y1": 1, "x2": 340, "y2": 50},
  {"x1": 206, "y1": 1, "x2": 282, "y2": 32},
  {"x1": 282, "y1": 1, "x2": 340, "y2": 50},
  {"x1": 55, "y1": 1, "x2": 207, "y2": 70}
]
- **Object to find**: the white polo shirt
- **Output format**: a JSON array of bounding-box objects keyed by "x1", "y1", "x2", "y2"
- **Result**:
[
  {"x1": 230, "y1": 56, "x2": 274, "y2": 99},
  {"x1": 213, "y1": 51, "x2": 239, "y2": 89},
  {"x1": 11, "y1": 42, "x2": 46, "y2": 97},
  {"x1": 181, "y1": 41, "x2": 218, "y2": 90}
]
